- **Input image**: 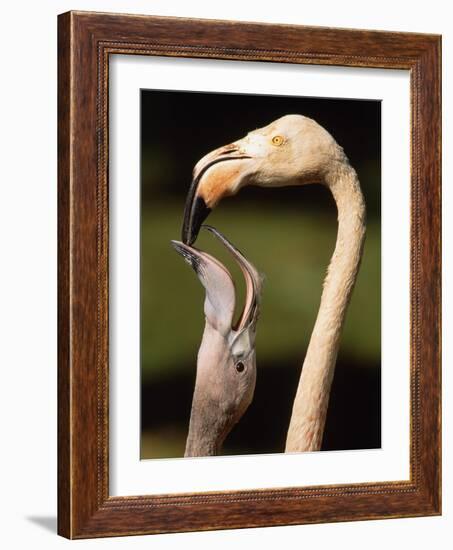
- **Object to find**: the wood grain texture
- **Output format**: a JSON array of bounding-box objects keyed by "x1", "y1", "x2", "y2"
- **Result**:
[
  {"x1": 57, "y1": 11, "x2": 71, "y2": 538},
  {"x1": 57, "y1": 10, "x2": 441, "y2": 539}
]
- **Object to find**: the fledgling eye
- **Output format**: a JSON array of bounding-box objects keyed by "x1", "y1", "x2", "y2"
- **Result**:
[
  {"x1": 271, "y1": 135, "x2": 284, "y2": 146},
  {"x1": 235, "y1": 361, "x2": 245, "y2": 373}
]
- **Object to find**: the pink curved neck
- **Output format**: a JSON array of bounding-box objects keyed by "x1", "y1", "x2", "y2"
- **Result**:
[{"x1": 285, "y1": 161, "x2": 366, "y2": 452}]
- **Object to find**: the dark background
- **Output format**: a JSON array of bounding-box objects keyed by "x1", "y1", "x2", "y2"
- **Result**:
[{"x1": 140, "y1": 89, "x2": 381, "y2": 458}]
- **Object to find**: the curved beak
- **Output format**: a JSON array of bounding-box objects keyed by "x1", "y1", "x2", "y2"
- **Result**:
[
  {"x1": 202, "y1": 225, "x2": 262, "y2": 331},
  {"x1": 172, "y1": 226, "x2": 262, "y2": 333},
  {"x1": 181, "y1": 144, "x2": 251, "y2": 245},
  {"x1": 171, "y1": 238, "x2": 236, "y2": 335}
]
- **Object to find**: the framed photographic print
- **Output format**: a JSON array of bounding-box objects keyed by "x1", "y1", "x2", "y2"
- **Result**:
[{"x1": 58, "y1": 11, "x2": 441, "y2": 539}]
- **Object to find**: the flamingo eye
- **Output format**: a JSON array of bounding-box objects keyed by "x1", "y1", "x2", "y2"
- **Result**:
[
  {"x1": 235, "y1": 361, "x2": 245, "y2": 373},
  {"x1": 271, "y1": 135, "x2": 284, "y2": 146}
]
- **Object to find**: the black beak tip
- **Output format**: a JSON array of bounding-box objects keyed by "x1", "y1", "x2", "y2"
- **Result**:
[
  {"x1": 171, "y1": 240, "x2": 189, "y2": 260},
  {"x1": 170, "y1": 239, "x2": 203, "y2": 274},
  {"x1": 182, "y1": 196, "x2": 212, "y2": 245},
  {"x1": 170, "y1": 239, "x2": 183, "y2": 252}
]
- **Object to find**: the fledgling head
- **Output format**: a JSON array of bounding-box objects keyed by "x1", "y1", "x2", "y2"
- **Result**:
[
  {"x1": 182, "y1": 115, "x2": 345, "y2": 244},
  {"x1": 172, "y1": 226, "x2": 263, "y2": 457}
]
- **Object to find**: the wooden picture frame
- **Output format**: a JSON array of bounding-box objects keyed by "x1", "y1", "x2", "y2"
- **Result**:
[{"x1": 58, "y1": 10, "x2": 441, "y2": 539}]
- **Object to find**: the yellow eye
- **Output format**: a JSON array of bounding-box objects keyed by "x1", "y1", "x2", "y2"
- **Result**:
[{"x1": 271, "y1": 135, "x2": 284, "y2": 146}]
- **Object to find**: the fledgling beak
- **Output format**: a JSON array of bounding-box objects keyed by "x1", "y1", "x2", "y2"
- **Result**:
[
  {"x1": 182, "y1": 143, "x2": 251, "y2": 245},
  {"x1": 171, "y1": 225, "x2": 262, "y2": 335}
]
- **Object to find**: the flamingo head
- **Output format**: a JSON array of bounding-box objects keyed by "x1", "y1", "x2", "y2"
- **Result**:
[{"x1": 182, "y1": 114, "x2": 344, "y2": 244}]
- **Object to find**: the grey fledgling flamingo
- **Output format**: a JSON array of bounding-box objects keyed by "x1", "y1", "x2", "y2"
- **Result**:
[{"x1": 172, "y1": 226, "x2": 263, "y2": 457}]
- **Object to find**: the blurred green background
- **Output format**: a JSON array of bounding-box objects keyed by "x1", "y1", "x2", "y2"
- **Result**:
[{"x1": 140, "y1": 90, "x2": 381, "y2": 459}]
